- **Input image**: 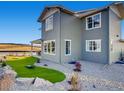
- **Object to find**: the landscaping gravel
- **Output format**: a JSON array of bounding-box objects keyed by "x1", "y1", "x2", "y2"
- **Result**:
[{"x1": 2, "y1": 60, "x2": 124, "y2": 91}]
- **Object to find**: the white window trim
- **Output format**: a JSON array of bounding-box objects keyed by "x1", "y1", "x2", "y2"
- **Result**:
[
  {"x1": 43, "y1": 41, "x2": 48, "y2": 54},
  {"x1": 49, "y1": 40, "x2": 56, "y2": 55},
  {"x1": 45, "y1": 15, "x2": 53, "y2": 31},
  {"x1": 43, "y1": 40, "x2": 56, "y2": 55},
  {"x1": 86, "y1": 13, "x2": 101, "y2": 30},
  {"x1": 86, "y1": 39, "x2": 101, "y2": 52},
  {"x1": 65, "y1": 39, "x2": 71, "y2": 56}
]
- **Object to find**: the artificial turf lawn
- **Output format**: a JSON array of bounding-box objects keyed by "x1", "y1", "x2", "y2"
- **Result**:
[{"x1": 6, "y1": 56, "x2": 65, "y2": 83}]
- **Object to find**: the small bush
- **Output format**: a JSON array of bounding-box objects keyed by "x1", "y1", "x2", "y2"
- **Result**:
[
  {"x1": 1, "y1": 62, "x2": 7, "y2": 67},
  {"x1": 68, "y1": 72, "x2": 81, "y2": 91},
  {"x1": 37, "y1": 59, "x2": 40, "y2": 63},
  {"x1": 25, "y1": 65, "x2": 35, "y2": 69},
  {"x1": 44, "y1": 64, "x2": 48, "y2": 66},
  {"x1": 73, "y1": 62, "x2": 81, "y2": 72}
]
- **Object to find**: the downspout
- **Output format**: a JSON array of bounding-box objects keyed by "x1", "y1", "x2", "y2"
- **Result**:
[
  {"x1": 41, "y1": 23, "x2": 43, "y2": 60},
  {"x1": 108, "y1": 7, "x2": 111, "y2": 65},
  {"x1": 41, "y1": 39, "x2": 43, "y2": 58},
  {"x1": 59, "y1": 10, "x2": 62, "y2": 64}
]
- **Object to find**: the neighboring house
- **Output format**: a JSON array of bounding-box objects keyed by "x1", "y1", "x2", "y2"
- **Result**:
[
  {"x1": 0, "y1": 43, "x2": 41, "y2": 56},
  {"x1": 38, "y1": 2, "x2": 124, "y2": 64},
  {"x1": 31, "y1": 39, "x2": 42, "y2": 57}
]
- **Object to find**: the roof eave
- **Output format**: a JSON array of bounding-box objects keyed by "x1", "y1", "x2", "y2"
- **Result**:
[
  {"x1": 79, "y1": 7, "x2": 108, "y2": 19},
  {"x1": 37, "y1": 6, "x2": 74, "y2": 22},
  {"x1": 76, "y1": 2, "x2": 124, "y2": 19},
  {"x1": 115, "y1": 3, "x2": 124, "y2": 19}
]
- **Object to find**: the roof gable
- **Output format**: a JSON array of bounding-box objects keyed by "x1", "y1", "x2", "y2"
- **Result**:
[
  {"x1": 38, "y1": 7, "x2": 59, "y2": 22},
  {"x1": 38, "y1": 6, "x2": 74, "y2": 22}
]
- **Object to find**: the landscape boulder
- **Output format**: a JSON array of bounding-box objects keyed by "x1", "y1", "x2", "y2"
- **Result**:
[{"x1": 32, "y1": 77, "x2": 53, "y2": 87}]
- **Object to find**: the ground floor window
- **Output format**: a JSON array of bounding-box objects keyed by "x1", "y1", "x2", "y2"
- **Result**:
[
  {"x1": 43, "y1": 40, "x2": 56, "y2": 55},
  {"x1": 48, "y1": 41, "x2": 51, "y2": 53},
  {"x1": 51, "y1": 40, "x2": 55, "y2": 54},
  {"x1": 86, "y1": 39, "x2": 101, "y2": 52},
  {"x1": 43, "y1": 41, "x2": 48, "y2": 54},
  {"x1": 65, "y1": 39, "x2": 71, "y2": 55}
]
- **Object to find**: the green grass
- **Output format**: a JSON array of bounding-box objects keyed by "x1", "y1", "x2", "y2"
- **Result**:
[{"x1": 6, "y1": 56, "x2": 66, "y2": 83}]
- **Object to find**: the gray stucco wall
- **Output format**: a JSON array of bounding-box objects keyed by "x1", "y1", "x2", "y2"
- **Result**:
[
  {"x1": 60, "y1": 12, "x2": 83, "y2": 63},
  {"x1": 41, "y1": 11, "x2": 61, "y2": 63},
  {"x1": 81, "y1": 9, "x2": 109, "y2": 64}
]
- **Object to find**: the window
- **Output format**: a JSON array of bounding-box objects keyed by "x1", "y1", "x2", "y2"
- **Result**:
[
  {"x1": 48, "y1": 41, "x2": 51, "y2": 53},
  {"x1": 65, "y1": 40, "x2": 71, "y2": 55},
  {"x1": 45, "y1": 15, "x2": 53, "y2": 31},
  {"x1": 51, "y1": 40, "x2": 55, "y2": 54},
  {"x1": 86, "y1": 13, "x2": 101, "y2": 30},
  {"x1": 87, "y1": 17, "x2": 93, "y2": 29},
  {"x1": 43, "y1": 41, "x2": 48, "y2": 54},
  {"x1": 43, "y1": 40, "x2": 55, "y2": 55},
  {"x1": 86, "y1": 40, "x2": 101, "y2": 52}
]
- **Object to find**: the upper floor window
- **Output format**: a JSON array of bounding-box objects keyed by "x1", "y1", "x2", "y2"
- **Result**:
[
  {"x1": 45, "y1": 15, "x2": 53, "y2": 31},
  {"x1": 86, "y1": 40, "x2": 101, "y2": 52},
  {"x1": 86, "y1": 13, "x2": 101, "y2": 30}
]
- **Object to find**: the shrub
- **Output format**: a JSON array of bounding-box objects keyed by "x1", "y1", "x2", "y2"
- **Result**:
[
  {"x1": 25, "y1": 65, "x2": 35, "y2": 69},
  {"x1": 37, "y1": 59, "x2": 40, "y2": 63},
  {"x1": 68, "y1": 72, "x2": 81, "y2": 91},
  {"x1": 73, "y1": 62, "x2": 81, "y2": 72},
  {"x1": 43, "y1": 64, "x2": 48, "y2": 66},
  {"x1": 1, "y1": 62, "x2": 7, "y2": 67}
]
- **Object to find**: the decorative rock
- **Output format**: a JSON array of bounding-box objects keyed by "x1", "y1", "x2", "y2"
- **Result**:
[
  {"x1": 0, "y1": 72, "x2": 15, "y2": 90},
  {"x1": 25, "y1": 65, "x2": 35, "y2": 69},
  {"x1": 32, "y1": 77, "x2": 53, "y2": 87},
  {"x1": 3, "y1": 65, "x2": 12, "y2": 70},
  {"x1": 44, "y1": 64, "x2": 48, "y2": 66},
  {"x1": 4, "y1": 69, "x2": 17, "y2": 78},
  {"x1": 16, "y1": 78, "x2": 34, "y2": 85},
  {"x1": 0, "y1": 69, "x2": 4, "y2": 79},
  {"x1": 93, "y1": 85, "x2": 96, "y2": 88}
]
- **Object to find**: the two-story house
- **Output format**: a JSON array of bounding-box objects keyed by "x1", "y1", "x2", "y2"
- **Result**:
[{"x1": 38, "y1": 2, "x2": 124, "y2": 64}]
